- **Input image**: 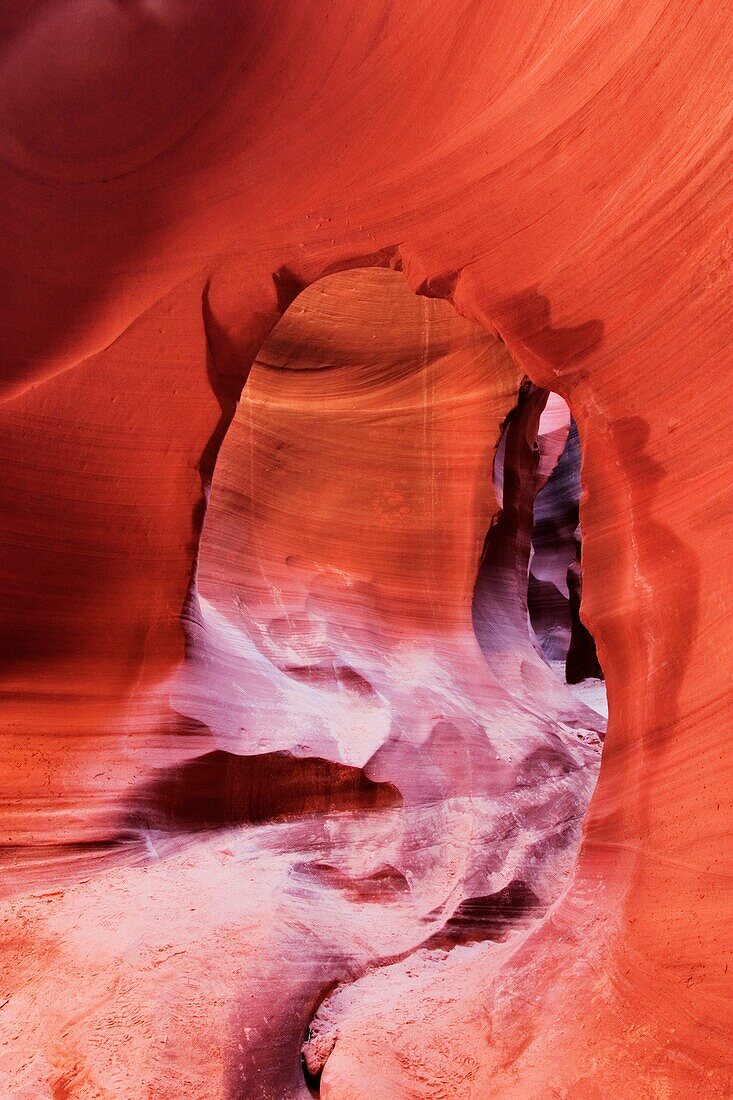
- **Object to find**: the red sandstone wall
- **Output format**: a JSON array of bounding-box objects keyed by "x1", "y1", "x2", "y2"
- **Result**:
[{"x1": 0, "y1": 3, "x2": 730, "y2": 1097}]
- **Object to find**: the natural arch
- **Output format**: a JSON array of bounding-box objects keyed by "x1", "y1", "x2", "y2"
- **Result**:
[
  {"x1": 0, "y1": 6, "x2": 729, "y2": 1097},
  {"x1": 154, "y1": 267, "x2": 607, "y2": 1095}
]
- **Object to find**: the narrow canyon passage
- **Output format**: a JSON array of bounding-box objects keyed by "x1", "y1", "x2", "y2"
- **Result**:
[
  {"x1": 158, "y1": 269, "x2": 607, "y2": 1095},
  {"x1": 0, "y1": 6, "x2": 729, "y2": 1097},
  {"x1": 0, "y1": 267, "x2": 610, "y2": 1100},
  {"x1": 478, "y1": 383, "x2": 606, "y2": 714}
]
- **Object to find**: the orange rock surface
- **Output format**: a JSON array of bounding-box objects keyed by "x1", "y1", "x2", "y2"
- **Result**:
[{"x1": 0, "y1": 3, "x2": 730, "y2": 1098}]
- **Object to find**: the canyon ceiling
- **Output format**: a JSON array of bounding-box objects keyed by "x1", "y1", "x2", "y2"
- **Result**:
[{"x1": 0, "y1": 3, "x2": 731, "y2": 1099}]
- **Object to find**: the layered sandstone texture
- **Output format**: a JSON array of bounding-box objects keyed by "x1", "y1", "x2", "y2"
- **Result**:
[{"x1": 0, "y1": 3, "x2": 731, "y2": 1099}]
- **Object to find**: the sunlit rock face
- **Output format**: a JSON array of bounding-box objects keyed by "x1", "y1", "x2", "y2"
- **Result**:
[{"x1": 0, "y1": 3, "x2": 731, "y2": 1099}]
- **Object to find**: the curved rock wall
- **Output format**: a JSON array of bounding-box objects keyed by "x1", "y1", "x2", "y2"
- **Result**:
[{"x1": 0, "y1": 3, "x2": 730, "y2": 1098}]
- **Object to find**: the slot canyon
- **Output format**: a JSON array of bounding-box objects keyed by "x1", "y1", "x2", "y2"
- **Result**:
[{"x1": 0, "y1": 4, "x2": 730, "y2": 1099}]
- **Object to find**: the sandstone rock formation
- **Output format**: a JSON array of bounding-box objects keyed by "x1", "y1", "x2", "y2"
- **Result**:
[{"x1": 0, "y1": 3, "x2": 730, "y2": 1098}]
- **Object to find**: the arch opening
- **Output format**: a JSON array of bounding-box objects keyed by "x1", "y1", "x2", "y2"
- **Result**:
[{"x1": 146, "y1": 267, "x2": 608, "y2": 1094}]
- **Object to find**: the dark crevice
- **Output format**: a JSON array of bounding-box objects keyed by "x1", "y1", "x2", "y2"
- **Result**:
[
  {"x1": 474, "y1": 377, "x2": 604, "y2": 696},
  {"x1": 300, "y1": 879, "x2": 541, "y2": 1089},
  {"x1": 123, "y1": 749, "x2": 402, "y2": 836},
  {"x1": 472, "y1": 380, "x2": 549, "y2": 658},
  {"x1": 566, "y1": 554, "x2": 604, "y2": 682},
  {"x1": 529, "y1": 417, "x2": 603, "y2": 682},
  {"x1": 421, "y1": 880, "x2": 540, "y2": 948},
  {"x1": 300, "y1": 978, "x2": 343, "y2": 1097}
]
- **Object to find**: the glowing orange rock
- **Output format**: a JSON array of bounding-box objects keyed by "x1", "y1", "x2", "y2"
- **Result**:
[{"x1": 0, "y1": 2, "x2": 730, "y2": 1097}]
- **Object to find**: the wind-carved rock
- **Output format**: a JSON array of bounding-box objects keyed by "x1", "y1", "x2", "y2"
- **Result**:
[{"x1": 0, "y1": 5, "x2": 729, "y2": 1098}]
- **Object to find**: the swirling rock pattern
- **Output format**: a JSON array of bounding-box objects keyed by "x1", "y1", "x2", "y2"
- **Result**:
[{"x1": 0, "y1": 3, "x2": 730, "y2": 1098}]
